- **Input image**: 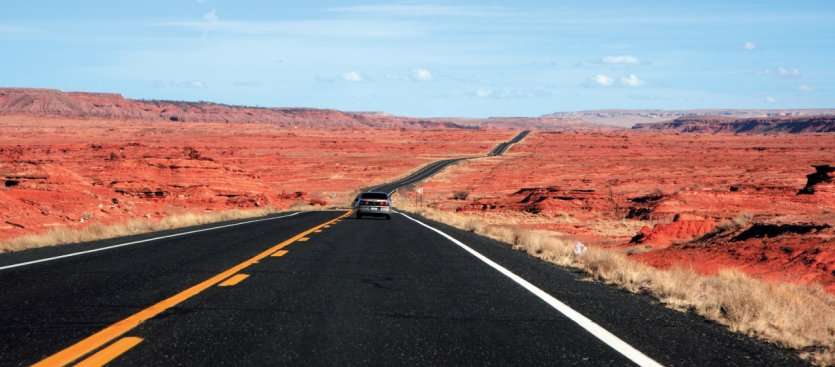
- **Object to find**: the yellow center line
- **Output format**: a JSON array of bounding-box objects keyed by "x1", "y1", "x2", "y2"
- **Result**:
[
  {"x1": 33, "y1": 210, "x2": 352, "y2": 367},
  {"x1": 218, "y1": 274, "x2": 249, "y2": 287},
  {"x1": 74, "y1": 337, "x2": 143, "y2": 367},
  {"x1": 271, "y1": 250, "x2": 289, "y2": 257}
]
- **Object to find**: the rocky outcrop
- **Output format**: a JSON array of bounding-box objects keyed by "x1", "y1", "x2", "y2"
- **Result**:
[
  {"x1": 0, "y1": 88, "x2": 597, "y2": 130},
  {"x1": 477, "y1": 117, "x2": 610, "y2": 131},
  {"x1": 798, "y1": 165, "x2": 835, "y2": 195},
  {"x1": 0, "y1": 88, "x2": 381, "y2": 127},
  {"x1": 544, "y1": 108, "x2": 835, "y2": 128},
  {"x1": 630, "y1": 217, "x2": 716, "y2": 248},
  {"x1": 632, "y1": 115, "x2": 835, "y2": 134},
  {"x1": 0, "y1": 119, "x2": 512, "y2": 246}
]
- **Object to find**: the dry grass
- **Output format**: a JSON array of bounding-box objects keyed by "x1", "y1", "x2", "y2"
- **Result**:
[
  {"x1": 395, "y1": 197, "x2": 835, "y2": 366},
  {"x1": 713, "y1": 212, "x2": 755, "y2": 234},
  {"x1": 587, "y1": 219, "x2": 648, "y2": 238},
  {"x1": 0, "y1": 203, "x2": 326, "y2": 253}
]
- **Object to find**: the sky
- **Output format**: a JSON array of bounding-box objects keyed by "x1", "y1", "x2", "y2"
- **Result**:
[{"x1": 0, "y1": 1, "x2": 833, "y2": 117}]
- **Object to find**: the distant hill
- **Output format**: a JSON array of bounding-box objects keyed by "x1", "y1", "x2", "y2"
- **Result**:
[
  {"x1": 0, "y1": 88, "x2": 603, "y2": 131},
  {"x1": 544, "y1": 109, "x2": 835, "y2": 128},
  {"x1": 631, "y1": 115, "x2": 835, "y2": 134}
]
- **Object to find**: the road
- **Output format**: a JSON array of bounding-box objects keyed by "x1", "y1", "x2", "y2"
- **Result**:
[
  {"x1": 487, "y1": 130, "x2": 530, "y2": 156},
  {"x1": 369, "y1": 130, "x2": 530, "y2": 195},
  {"x1": 0, "y1": 131, "x2": 806, "y2": 366}
]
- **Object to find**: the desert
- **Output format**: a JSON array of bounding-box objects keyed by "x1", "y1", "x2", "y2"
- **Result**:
[
  {"x1": 0, "y1": 115, "x2": 513, "y2": 247},
  {"x1": 5, "y1": 2, "x2": 835, "y2": 366},
  {"x1": 2, "y1": 89, "x2": 834, "y2": 293},
  {"x1": 1, "y1": 89, "x2": 834, "y2": 364},
  {"x1": 1, "y1": 92, "x2": 834, "y2": 365},
  {"x1": 396, "y1": 131, "x2": 835, "y2": 292}
]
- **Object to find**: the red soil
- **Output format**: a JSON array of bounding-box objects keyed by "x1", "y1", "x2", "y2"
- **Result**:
[
  {"x1": 632, "y1": 219, "x2": 717, "y2": 249},
  {"x1": 0, "y1": 116, "x2": 513, "y2": 243},
  {"x1": 405, "y1": 131, "x2": 835, "y2": 291}
]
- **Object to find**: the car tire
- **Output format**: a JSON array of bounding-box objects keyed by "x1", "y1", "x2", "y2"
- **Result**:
[
  {"x1": 356, "y1": 212, "x2": 362, "y2": 219},
  {"x1": 385, "y1": 214, "x2": 391, "y2": 220}
]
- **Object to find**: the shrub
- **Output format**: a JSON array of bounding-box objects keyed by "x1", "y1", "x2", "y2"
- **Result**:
[{"x1": 451, "y1": 190, "x2": 469, "y2": 200}]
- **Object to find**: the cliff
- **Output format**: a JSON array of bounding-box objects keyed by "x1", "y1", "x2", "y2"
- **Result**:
[
  {"x1": 632, "y1": 115, "x2": 835, "y2": 134},
  {"x1": 0, "y1": 88, "x2": 594, "y2": 130}
]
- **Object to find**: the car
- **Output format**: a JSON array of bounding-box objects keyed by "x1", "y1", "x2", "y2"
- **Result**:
[{"x1": 354, "y1": 192, "x2": 392, "y2": 220}]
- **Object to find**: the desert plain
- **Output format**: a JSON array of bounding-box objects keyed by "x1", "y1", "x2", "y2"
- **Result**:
[
  {"x1": 1, "y1": 114, "x2": 833, "y2": 295},
  {"x1": 1, "y1": 86, "x2": 834, "y2": 364}
]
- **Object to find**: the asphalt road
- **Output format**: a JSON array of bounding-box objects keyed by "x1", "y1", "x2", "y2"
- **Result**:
[
  {"x1": 369, "y1": 130, "x2": 530, "y2": 195},
  {"x1": 0, "y1": 131, "x2": 807, "y2": 366},
  {"x1": 487, "y1": 130, "x2": 530, "y2": 156}
]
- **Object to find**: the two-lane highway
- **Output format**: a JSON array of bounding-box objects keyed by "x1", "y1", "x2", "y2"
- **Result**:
[
  {"x1": 487, "y1": 130, "x2": 530, "y2": 156},
  {"x1": 0, "y1": 212, "x2": 804, "y2": 366},
  {"x1": 0, "y1": 131, "x2": 807, "y2": 366},
  {"x1": 369, "y1": 130, "x2": 530, "y2": 195}
]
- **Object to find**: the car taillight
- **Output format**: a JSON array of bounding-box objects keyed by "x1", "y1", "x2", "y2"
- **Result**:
[{"x1": 378, "y1": 201, "x2": 389, "y2": 206}]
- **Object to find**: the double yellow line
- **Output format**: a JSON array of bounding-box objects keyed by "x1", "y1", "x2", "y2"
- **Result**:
[{"x1": 34, "y1": 211, "x2": 350, "y2": 367}]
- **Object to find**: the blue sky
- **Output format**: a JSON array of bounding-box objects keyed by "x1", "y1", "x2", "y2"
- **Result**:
[{"x1": 1, "y1": 1, "x2": 833, "y2": 117}]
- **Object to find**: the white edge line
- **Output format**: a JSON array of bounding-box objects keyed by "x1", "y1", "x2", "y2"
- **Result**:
[
  {"x1": 400, "y1": 212, "x2": 664, "y2": 367},
  {"x1": 0, "y1": 212, "x2": 302, "y2": 271}
]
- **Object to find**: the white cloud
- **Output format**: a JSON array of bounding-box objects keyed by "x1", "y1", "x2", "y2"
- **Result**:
[
  {"x1": 473, "y1": 88, "x2": 549, "y2": 99},
  {"x1": 592, "y1": 74, "x2": 614, "y2": 87},
  {"x1": 233, "y1": 80, "x2": 262, "y2": 87},
  {"x1": 798, "y1": 84, "x2": 815, "y2": 92},
  {"x1": 602, "y1": 55, "x2": 640, "y2": 64},
  {"x1": 475, "y1": 88, "x2": 492, "y2": 98},
  {"x1": 620, "y1": 74, "x2": 645, "y2": 88},
  {"x1": 385, "y1": 68, "x2": 435, "y2": 82},
  {"x1": 153, "y1": 80, "x2": 208, "y2": 89},
  {"x1": 743, "y1": 41, "x2": 757, "y2": 50},
  {"x1": 412, "y1": 68, "x2": 433, "y2": 81},
  {"x1": 155, "y1": 19, "x2": 425, "y2": 39},
  {"x1": 203, "y1": 9, "x2": 218, "y2": 22},
  {"x1": 201, "y1": 9, "x2": 218, "y2": 40},
  {"x1": 777, "y1": 67, "x2": 800, "y2": 77},
  {"x1": 342, "y1": 71, "x2": 364, "y2": 82},
  {"x1": 765, "y1": 96, "x2": 777, "y2": 103},
  {"x1": 328, "y1": 4, "x2": 505, "y2": 17}
]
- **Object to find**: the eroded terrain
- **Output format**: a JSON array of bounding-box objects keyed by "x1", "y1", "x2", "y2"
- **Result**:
[
  {"x1": 0, "y1": 116, "x2": 511, "y2": 243},
  {"x1": 403, "y1": 131, "x2": 835, "y2": 291}
]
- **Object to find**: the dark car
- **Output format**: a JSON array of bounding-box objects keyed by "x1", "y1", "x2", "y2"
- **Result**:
[{"x1": 354, "y1": 192, "x2": 392, "y2": 220}]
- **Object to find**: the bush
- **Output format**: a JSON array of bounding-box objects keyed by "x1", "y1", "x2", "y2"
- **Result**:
[{"x1": 451, "y1": 190, "x2": 469, "y2": 200}]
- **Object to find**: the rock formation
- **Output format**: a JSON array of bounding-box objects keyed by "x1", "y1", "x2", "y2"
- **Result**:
[
  {"x1": 0, "y1": 88, "x2": 598, "y2": 130},
  {"x1": 632, "y1": 115, "x2": 835, "y2": 134},
  {"x1": 798, "y1": 165, "x2": 835, "y2": 195}
]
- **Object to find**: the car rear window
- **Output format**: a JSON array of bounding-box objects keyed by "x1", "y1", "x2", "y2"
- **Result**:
[{"x1": 361, "y1": 193, "x2": 389, "y2": 200}]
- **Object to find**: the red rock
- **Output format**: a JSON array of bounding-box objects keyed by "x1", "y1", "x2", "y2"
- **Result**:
[
  {"x1": 798, "y1": 165, "x2": 835, "y2": 195},
  {"x1": 0, "y1": 88, "x2": 596, "y2": 130},
  {"x1": 0, "y1": 115, "x2": 512, "y2": 244},
  {"x1": 633, "y1": 225, "x2": 835, "y2": 292},
  {"x1": 632, "y1": 219, "x2": 717, "y2": 248},
  {"x1": 632, "y1": 115, "x2": 835, "y2": 134},
  {"x1": 407, "y1": 130, "x2": 835, "y2": 291}
]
